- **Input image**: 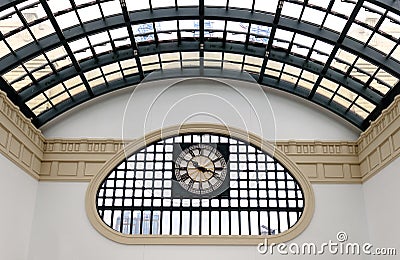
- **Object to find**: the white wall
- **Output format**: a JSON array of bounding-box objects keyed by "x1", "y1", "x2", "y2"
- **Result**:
[
  {"x1": 41, "y1": 78, "x2": 360, "y2": 140},
  {"x1": 27, "y1": 182, "x2": 370, "y2": 260},
  {"x1": 0, "y1": 154, "x2": 38, "y2": 260},
  {"x1": 363, "y1": 157, "x2": 400, "y2": 259},
  {"x1": 28, "y1": 78, "x2": 370, "y2": 259}
]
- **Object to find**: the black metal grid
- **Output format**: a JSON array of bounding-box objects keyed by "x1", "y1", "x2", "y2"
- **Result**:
[
  {"x1": 0, "y1": 0, "x2": 399, "y2": 130},
  {"x1": 96, "y1": 133, "x2": 304, "y2": 236}
]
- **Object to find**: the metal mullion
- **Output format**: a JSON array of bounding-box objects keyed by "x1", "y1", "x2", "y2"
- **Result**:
[
  {"x1": 363, "y1": 11, "x2": 388, "y2": 48},
  {"x1": 246, "y1": 145, "x2": 251, "y2": 235},
  {"x1": 256, "y1": 149, "x2": 261, "y2": 235},
  {"x1": 386, "y1": 38, "x2": 400, "y2": 59},
  {"x1": 105, "y1": 205, "x2": 303, "y2": 212},
  {"x1": 258, "y1": 0, "x2": 284, "y2": 84},
  {"x1": 110, "y1": 170, "x2": 117, "y2": 229},
  {"x1": 70, "y1": 0, "x2": 98, "y2": 63},
  {"x1": 199, "y1": 0, "x2": 205, "y2": 58},
  {"x1": 149, "y1": 146, "x2": 157, "y2": 235},
  {"x1": 244, "y1": 22, "x2": 252, "y2": 49},
  {"x1": 293, "y1": 70, "x2": 305, "y2": 89},
  {"x1": 69, "y1": 0, "x2": 85, "y2": 25},
  {"x1": 328, "y1": 84, "x2": 342, "y2": 104},
  {"x1": 119, "y1": 161, "x2": 128, "y2": 233},
  {"x1": 176, "y1": 20, "x2": 182, "y2": 45},
  {"x1": 152, "y1": 20, "x2": 159, "y2": 46},
  {"x1": 40, "y1": 0, "x2": 95, "y2": 97},
  {"x1": 265, "y1": 158, "x2": 271, "y2": 235},
  {"x1": 199, "y1": 197, "x2": 203, "y2": 235},
  {"x1": 228, "y1": 192, "x2": 232, "y2": 235},
  {"x1": 222, "y1": 20, "x2": 228, "y2": 48},
  {"x1": 297, "y1": 0, "x2": 308, "y2": 23},
  {"x1": 236, "y1": 141, "x2": 241, "y2": 235},
  {"x1": 13, "y1": 8, "x2": 55, "y2": 81},
  {"x1": 274, "y1": 160, "x2": 281, "y2": 233},
  {"x1": 284, "y1": 170, "x2": 290, "y2": 228},
  {"x1": 98, "y1": 182, "x2": 106, "y2": 219},
  {"x1": 96, "y1": 0, "x2": 106, "y2": 21},
  {"x1": 130, "y1": 154, "x2": 138, "y2": 234},
  {"x1": 364, "y1": 68, "x2": 381, "y2": 90},
  {"x1": 308, "y1": 0, "x2": 365, "y2": 99},
  {"x1": 319, "y1": 0, "x2": 335, "y2": 28},
  {"x1": 120, "y1": 0, "x2": 145, "y2": 80},
  {"x1": 218, "y1": 196, "x2": 222, "y2": 235},
  {"x1": 346, "y1": 95, "x2": 360, "y2": 114},
  {"x1": 286, "y1": 32, "x2": 297, "y2": 55},
  {"x1": 189, "y1": 198, "x2": 193, "y2": 235},
  {"x1": 294, "y1": 182, "x2": 300, "y2": 219},
  {"x1": 14, "y1": 8, "x2": 60, "y2": 80},
  {"x1": 240, "y1": 55, "x2": 246, "y2": 72},
  {"x1": 179, "y1": 199, "x2": 183, "y2": 235},
  {"x1": 139, "y1": 147, "x2": 148, "y2": 235},
  {"x1": 157, "y1": 53, "x2": 162, "y2": 70},
  {"x1": 159, "y1": 140, "x2": 166, "y2": 234}
]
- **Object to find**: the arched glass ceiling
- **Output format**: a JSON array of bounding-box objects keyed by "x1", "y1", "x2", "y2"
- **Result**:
[{"x1": 0, "y1": 0, "x2": 399, "y2": 129}]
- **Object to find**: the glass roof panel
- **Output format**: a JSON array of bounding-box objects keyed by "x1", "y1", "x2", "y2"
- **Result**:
[
  {"x1": 347, "y1": 23, "x2": 373, "y2": 43},
  {"x1": 7, "y1": 29, "x2": 34, "y2": 51},
  {"x1": 204, "y1": 0, "x2": 227, "y2": 7},
  {"x1": 85, "y1": 68, "x2": 103, "y2": 81},
  {"x1": 301, "y1": 7, "x2": 325, "y2": 26},
  {"x1": 45, "y1": 84, "x2": 65, "y2": 100},
  {"x1": 141, "y1": 54, "x2": 159, "y2": 65},
  {"x1": 0, "y1": 41, "x2": 10, "y2": 59},
  {"x1": 55, "y1": 11, "x2": 80, "y2": 30},
  {"x1": 275, "y1": 29, "x2": 294, "y2": 42},
  {"x1": 254, "y1": 0, "x2": 278, "y2": 13},
  {"x1": 229, "y1": 0, "x2": 254, "y2": 9},
  {"x1": 177, "y1": 0, "x2": 199, "y2": 7},
  {"x1": 332, "y1": 0, "x2": 354, "y2": 17},
  {"x1": 100, "y1": 0, "x2": 122, "y2": 17},
  {"x1": 64, "y1": 76, "x2": 83, "y2": 89},
  {"x1": 280, "y1": 73, "x2": 298, "y2": 85},
  {"x1": 324, "y1": 14, "x2": 347, "y2": 33},
  {"x1": 77, "y1": 5, "x2": 102, "y2": 23},
  {"x1": 308, "y1": 0, "x2": 330, "y2": 9},
  {"x1": 47, "y1": 0, "x2": 72, "y2": 13},
  {"x1": 0, "y1": 0, "x2": 398, "y2": 129},
  {"x1": 126, "y1": 1, "x2": 150, "y2": 11},
  {"x1": 245, "y1": 56, "x2": 263, "y2": 67},
  {"x1": 152, "y1": 0, "x2": 176, "y2": 9},
  {"x1": 369, "y1": 33, "x2": 396, "y2": 55},
  {"x1": 267, "y1": 60, "x2": 283, "y2": 71},
  {"x1": 281, "y1": 2, "x2": 302, "y2": 19}
]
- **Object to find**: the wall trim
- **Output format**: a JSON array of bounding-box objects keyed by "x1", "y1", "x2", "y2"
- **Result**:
[
  {"x1": 0, "y1": 89, "x2": 399, "y2": 184},
  {"x1": 357, "y1": 95, "x2": 400, "y2": 182},
  {"x1": 0, "y1": 91, "x2": 44, "y2": 180}
]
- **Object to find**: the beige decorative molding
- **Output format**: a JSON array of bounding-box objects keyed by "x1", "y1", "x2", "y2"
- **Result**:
[
  {"x1": 0, "y1": 89, "x2": 399, "y2": 184},
  {"x1": 40, "y1": 139, "x2": 127, "y2": 181},
  {"x1": 0, "y1": 91, "x2": 44, "y2": 180},
  {"x1": 276, "y1": 141, "x2": 360, "y2": 183},
  {"x1": 40, "y1": 138, "x2": 361, "y2": 183},
  {"x1": 358, "y1": 95, "x2": 400, "y2": 182}
]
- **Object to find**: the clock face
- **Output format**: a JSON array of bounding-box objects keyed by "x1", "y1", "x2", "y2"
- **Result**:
[{"x1": 174, "y1": 144, "x2": 227, "y2": 195}]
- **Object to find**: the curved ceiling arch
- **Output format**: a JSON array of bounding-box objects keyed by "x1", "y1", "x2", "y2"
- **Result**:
[{"x1": 0, "y1": 0, "x2": 399, "y2": 130}]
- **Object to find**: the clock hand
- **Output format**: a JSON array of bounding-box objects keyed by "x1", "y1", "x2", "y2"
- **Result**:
[{"x1": 191, "y1": 160, "x2": 208, "y2": 173}]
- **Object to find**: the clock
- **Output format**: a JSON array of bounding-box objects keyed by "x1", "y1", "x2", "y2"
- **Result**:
[{"x1": 174, "y1": 144, "x2": 228, "y2": 196}]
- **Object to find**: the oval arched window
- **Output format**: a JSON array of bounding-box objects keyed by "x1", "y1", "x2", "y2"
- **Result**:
[{"x1": 90, "y1": 132, "x2": 313, "y2": 242}]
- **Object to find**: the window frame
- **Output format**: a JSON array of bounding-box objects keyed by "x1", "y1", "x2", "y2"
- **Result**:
[{"x1": 85, "y1": 123, "x2": 315, "y2": 244}]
